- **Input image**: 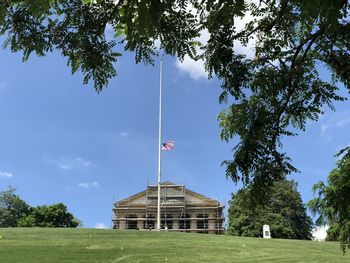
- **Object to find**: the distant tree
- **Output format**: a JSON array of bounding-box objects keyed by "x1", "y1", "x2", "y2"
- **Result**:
[
  {"x1": 0, "y1": 187, "x2": 80, "y2": 228},
  {"x1": 228, "y1": 180, "x2": 313, "y2": 240},
  {"x1": 308, "y1": 154, "x2": 350, "y2": 253},
  {"x1": 0, "y1": 187, "x2": 30, "y2": 227},
  {"x1": 18, "y1": 203, "x2": 81, "y2": 228}
]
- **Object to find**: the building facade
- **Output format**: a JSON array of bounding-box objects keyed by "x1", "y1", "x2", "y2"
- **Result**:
[{"x1": 113, "y1": 181, "x2": 224, "y2": 234}]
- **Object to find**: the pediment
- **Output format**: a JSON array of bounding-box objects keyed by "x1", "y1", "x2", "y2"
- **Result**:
[
  {"x1": 116, "y1": 181, "x2": 219, "y2": 207},
  {"x1": 118, "y1": 190, "x2": 147, "y2": 206},
  {"x1": 185, "y1": 190, "x2": 218, "y2": 206}
]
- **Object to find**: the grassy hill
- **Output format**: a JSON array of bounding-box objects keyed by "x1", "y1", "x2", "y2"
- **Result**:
[{"x1": 0, "y1": 228, "x2": 348, "y2": 262}]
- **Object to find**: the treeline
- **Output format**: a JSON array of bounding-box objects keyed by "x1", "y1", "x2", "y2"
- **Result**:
[
  {"x1": 228, "y1": 156, "x2": 350, "y2": 249},
  {"x1": 0, "y1": 187, "x2": 80, "y2": 228},
  {"x1": 228, "y1": 180, "x2": 313, "y2": 240}
]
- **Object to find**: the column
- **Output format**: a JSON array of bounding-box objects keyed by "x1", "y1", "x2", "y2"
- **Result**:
[
  {"x1": 137, "y1": 215, "x2": 144, "y2": 230},
  {"x1": 190, "y1": 213, "x2": 197, "y2": 232},
  {"x1": 119, "y1": 220, "x2": 126, "y2": 229},
  {"x1": 173, "y1": 220, "x2": 179, "y2": 230},
  {"x1": 208, "y1": 213, "x2": 216, "y2": 230}
]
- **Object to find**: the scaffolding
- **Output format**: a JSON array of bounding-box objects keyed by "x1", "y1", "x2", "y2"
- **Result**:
[
  {"x1": 145, "y1": 182, "x2": 186, "y2": 231},
  {"x1": 112, "y1": 181, "x2": 225, "y2": 234}
]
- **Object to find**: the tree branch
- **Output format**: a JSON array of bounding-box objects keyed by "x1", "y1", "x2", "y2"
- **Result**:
[
  {"x1": 233, "y1": 0, "x2": 289, "y2": 39},
  {"x1": 291, "y1": 26, "x2": 326, "y2": 67}
]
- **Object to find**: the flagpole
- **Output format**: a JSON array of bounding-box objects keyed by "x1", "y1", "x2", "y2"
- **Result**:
[{"x1": 157, "y1": 58, "x2": 163, "y2": 231}]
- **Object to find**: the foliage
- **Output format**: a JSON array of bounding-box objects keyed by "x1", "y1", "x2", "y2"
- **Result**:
[
  {"x1": 228, "y1": 180, "x2": 313, "y2": 240},
  {"x1": 0, "y1": 0, "x2": 200, "y2": 92},
  {"x1": 308, "y1": 156, "x2": 350, "y2": 253},
  {"x1": 0, "y1": 187, "x2": 30, "y2": 227},
  {"x1": 0, "y1": 187, "x2": 80, "y2": 228},
  {"x1": 1, "y1": 1, "x2": 349, "y2": 196},
  {"x1": 18, "y1": 203, "x2": 81, "y2": 228},
  {"x1": 210, "y1": 0, "x2": 350, "y2": 196}
]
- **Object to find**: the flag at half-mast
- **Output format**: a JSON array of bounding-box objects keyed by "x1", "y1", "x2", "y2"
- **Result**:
[{"x1": 161, "y1": 141, "x2": 175, "y2": 151}]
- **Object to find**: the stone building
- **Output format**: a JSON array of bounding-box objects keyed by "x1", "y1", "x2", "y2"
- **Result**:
[{"x1": 113, "y1": 181, "x2": 224, "y2": 234}]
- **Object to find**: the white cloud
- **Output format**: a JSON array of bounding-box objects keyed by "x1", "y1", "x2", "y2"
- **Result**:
[
  {"x1": 120, "y1": 132, "x2": 128, "y2": 138},
  {"x1": 59, "y1": 164, "x2": 73, "y2": 170},
  {"x1": 233, "y1": 12, "x2": 256, "y2": 59},
  {"x1": 319, "y1": 111, "x2": 350, "y2": 141},
  {"x1": 78, "y1": 181, "x2": 100, "y2": 189},
  {"x1": 45, "y1": 156, "x2": 92, "y2": 170},
  {"x1": 155, "y1": 38, "x2": 161, "y2": 50},
  {"x1": 0, "y1": 171, "x2": 13, "y2": 178},
  {"x1": 336, "y1": 118, "x2": 350, "y2": 128},
  {"x1": 175, "y1": 28, "x2": 209, "y2": 80},
  {"x1": 95, "y1": 223, "x2": 108, "y2": 229},
  {"x1": 175, "y1": 5, "x2": 257, "y2": 81},
  {"x1": 312, "y1": 225, "x2": 328, "y2": 241},
  {"x1": 176, "y1": 56, "x2": 207, "y2": 80},
  {"x1": 76, "y1": 157, "x2": 92, "y2": 167},
  {"x1": 320, "y1": 124, "x2": 329, "y2": 137}
]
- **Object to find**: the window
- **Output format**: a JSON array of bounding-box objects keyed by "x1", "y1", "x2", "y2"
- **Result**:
[
  {"x1": 126, "y1": 214, "x2": 138, "y2": 229},
  {"x1": 162, "y1": 213, "x2": 173, "y2": 229},
  {"x1": 197, "y1": 213, "x2": 208, "y2": 232},
  {"x1": 145, "y1": 214, "x2": 155, "y2": 230},
  {"x1": 179, "y1": 213, "x2": 191, "y2": 230}
]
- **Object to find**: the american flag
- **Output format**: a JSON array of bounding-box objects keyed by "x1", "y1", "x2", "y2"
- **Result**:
[{"x1": 161, "y1": 141, "x2": 175, "y2": 151}]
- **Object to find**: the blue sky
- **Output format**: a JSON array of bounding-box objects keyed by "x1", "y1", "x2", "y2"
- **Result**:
[{"x1": 0, "y1": 44, "x2": 349, "y2": 228}]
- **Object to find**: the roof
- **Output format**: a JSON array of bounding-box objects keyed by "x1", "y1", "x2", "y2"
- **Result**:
[{"x1": 116, "y1": 181, "x2": 221, "y2": 206}]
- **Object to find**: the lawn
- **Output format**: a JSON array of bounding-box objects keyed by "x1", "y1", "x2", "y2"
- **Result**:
[{"x1": 0, "y1": 228, "x2": 348, "y2": 262}]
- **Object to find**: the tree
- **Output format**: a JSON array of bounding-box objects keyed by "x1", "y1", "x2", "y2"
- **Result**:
[
  {"x1": 0, "y1": 0, "x2": 200, "y2": 91},
  {"x1": 0, "y1": 187, "x2": 30, "y2": 227},
  {"x1": 1, "y1": 1, "x2": 349, "y2": 195},
  {"x1": 210, "y1": 0, "x2": 350, "y2": 197},
  {"x1": 18, "y1": 203, "x2": 81, "y2": 228},
  {"x1": 0, "y1": 187, "x2": 80, "y2": 228},
  {"x1": 228, "y1": 180, "x2": 313, "y2": 240},
  {"x1": 308, "y1": 155, "x2": 350, "y2": 253}
]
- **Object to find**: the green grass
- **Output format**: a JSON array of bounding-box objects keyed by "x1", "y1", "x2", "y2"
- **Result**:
[{"x1": 0, "y1": 228, "x2": 348, "y2": 263}]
